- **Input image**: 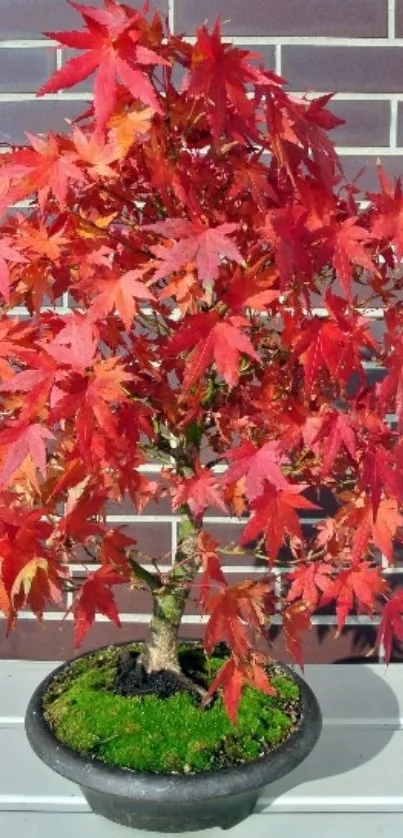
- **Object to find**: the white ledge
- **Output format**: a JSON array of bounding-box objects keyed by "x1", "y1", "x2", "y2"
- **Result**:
[{"x1": 1, "y1": 662, "x2": 403, "y2": 834}]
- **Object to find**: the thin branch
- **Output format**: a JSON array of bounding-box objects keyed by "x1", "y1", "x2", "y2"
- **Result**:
[{"x1": 126, "y1": 549, "x2": 162, "y2": 591}]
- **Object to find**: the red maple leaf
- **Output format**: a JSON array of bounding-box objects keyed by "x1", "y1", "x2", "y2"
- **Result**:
[
  {"x1": 72, "y1": 566, "x2": 123, "y2": 646},
  {"x1": 312, "y1": 410, "x2": 357, "y2": 475},
  {"x1": 345, "y1": 496, "x2": 403, "y2": 566},
  {"x1": 222, "y1": 266, "x2": 279, "y2": 313},
  {"x1": 171, "y1": 464, "x2": 227, "y2": 521},
  {"x1": 0, "y1": 238, "x2": 28, "y2": 301},
  {"x1": 184, "y1": 20, "x2": 267, "y2": 142},
  {"x1": 204, "y1": 579, "x2": 274, "y2": 659},
  {"x1": 291, "y1": 289, "x2": 377, "y2": 394},
  {"x1": 359, "y1": 447, "x2": 403, "y2": 517},
  {"x1": 0, "y1": 424, "x2": 55, "y2": 488},
  {"x1": 261, "y1": 205, "x2": 313, "y2": 290},
  {"x1": 379, "y1": 339, "x2": 403, "y2": 432},
  {"x1": 86, "y1": 357, "x2": 134, "y2": 406},
  {"x1": 223, "y1": 440, "x2": 289, "y2": 501},
  {"x1": 197, "y1": 531, "x2": 227, "y2": 607},
  {"x1": 43, "y1": 315, "x2": 99, "y2": 371},
  {"x1": 167, "y1": 312, "x2": 260, "y2": 389},
  {"x1": 38, "y1": 0, "x2": 167, "y2": 129},
  {"x1": 146, "y1": 218, "x2": 244, "y2": 285},
  {"x1": 329, "y1": 217, "x2": 375, "y2": 300},
  {"x1": 372, "y1": 498, "x2": 403, "y2": 565},
  {"x1": 57, "y1": 490, "x2": 108, "y2": 541},
  {"x1": 0, "y1": 134, "x2": 85, "y2": 212},
  {"x1": 377, "y1": 591, "x2": 403, "y2": 661},
  {"x1": 371, "y1": 166, "x2": 403, "y2": 259},
  {"x1": 71, "y1": 125, "x2": 119, "y2": 176},
  {"x1": 88, "y1": 269, "x2": 155, "y2": 331},
  {"x1": 320, "y1": 562, "x2": 388, "y2": 630},
  {"x1": 8, "y1": 555, "x2": 63, "y2": 619},
  {"x1": 202, "y1": 652, "x2": 276, "y2": 724},
  {"x1": 287, "y1": 561, "x2": 333, "y2": 611},
  {"x1": 240, "y1": 484, "x2": 320, "y2": 562},
  {"x1": 283, "y1": 602, "x2": 312, "y2": 668},
  {"x1": 292, "y1": 318, "x2": 359, "y2": 394},
  {"x1": 228, "y1": 154, "x2": 278, "y2": 211}
]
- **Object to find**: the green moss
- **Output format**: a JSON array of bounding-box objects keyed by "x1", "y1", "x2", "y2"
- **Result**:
[{"x1": 44, "y1": 644, "x2": 301, "y2": 775}]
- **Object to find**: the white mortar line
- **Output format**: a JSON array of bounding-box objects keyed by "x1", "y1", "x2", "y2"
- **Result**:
[
  {"x1": 187, "y1": 36, "x2": 403, "y2": 47},
  {"x1": 67, "y1": 560, "x2": 403, "y2": 575},
  {"x1": 277, "y1": 91, "x2": 403, "y2": 101},
  {"x1": 390, "y1": 98, "x2": 399, "y2": 147},
  {"x1": 1, "y1": 36, "x2": 403, "y2": 48},
  {"x1": 0, "y1": 92, "x2": 90, "y2": 101},
  {"x1": 55, "y1": 47, "x2": 63, "y2": 73},
  {"x1": 275, "y1": 43, "x2": 282, "y2": 75},
  {"x1": 0, "y1": 612, "x2": 382, "y2": 626},
  {"x1": 0, "y1": 40, "x2": 56, "y2": 48},
  {"x1": 389, "y1": 0, "x2": 396, "y2": 40},
  {"x1": 170, "y1": 519, "x2": 177, "y2": 566},
  {"x1": 167, "y1": 0, "x2": 175, "y2": 33},
  {"x1": 68, "y1": 563, "x2": 290, "y2": 575},
  {"x1": 0, "y1": 35, "x2": 401, "y2": 49},
  {"x1": 337, "y1": 147, "x2": 403, "y2": 155},
  {"x1": 104, "y1": 514, "x2": 323, "y2": 525}
]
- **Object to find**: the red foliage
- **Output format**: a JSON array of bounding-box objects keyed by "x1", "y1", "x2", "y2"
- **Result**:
[{"x1": 1, "y1": 0, "x2": 403, "y2": 720}]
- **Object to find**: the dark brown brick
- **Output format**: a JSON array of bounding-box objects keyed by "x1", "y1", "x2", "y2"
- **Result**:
[
  {"x1": 0, "y1": 615, "x2": 380, "y2": 662},
  {"x1": 269, "y1": 623, "x2": 379, "y2": 664},
  {"x1": 203, "y1": 522, "x2": 247, "y2": 550},
  {"x1": 0, "y1": 619, "x2": 146, "y2": 660},
  {"x1": 174, "y1": 0, "x2": 387, "y2": 37},
  {"x1": 395, "y1": 1, "x2": 403, "y2": 37},
  {"x1": 20, "y1": 593, "x2": 67, "y2": 614},
  {"x1": 396, "y1": 103, "x2": 403, "y2": 147},
  {"x1": 0, "y1": 0, "x2": 168, "y2": 38},
  {"x1": 329, "y1": 100, "x2": 390, "y2": 147},
  {"x1": 105, "y1": 477, "x2": 173, "y2": 517},
  {"x1": 102, "y1": 584, "x2": 152, "y2": 615},
  {"x1": 282, "y1": 46, "x2": 403, "y2": 94},
  {"x1": 0, "y1": 100, "x2": 88, "y2": 145},
  {"x1": 0, "y1": 49, "x2": 55, "y2": 93},
  {"x1": 112, "y1": 522, "x2": 172, "y2": 564},
  {"x1": 0, "y1": 619, "x2": 209, "y2": 659},
  {"x1": 70, "y1": 521, "x2": 172, "y2": 568}
]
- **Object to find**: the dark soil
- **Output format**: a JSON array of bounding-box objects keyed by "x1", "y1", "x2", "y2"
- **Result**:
[{"x1": 115, "y1": 651, "x2": 203, "y2": 700}]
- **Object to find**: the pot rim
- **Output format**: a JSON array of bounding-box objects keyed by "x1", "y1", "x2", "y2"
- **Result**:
[{"x1": 25, "y1": 642, "x2": 322, "y2": 803}]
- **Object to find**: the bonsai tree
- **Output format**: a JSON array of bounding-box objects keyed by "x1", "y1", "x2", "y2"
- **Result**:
[{"x1": 0, "y1": 0, "x2": 403, "y2": 720}]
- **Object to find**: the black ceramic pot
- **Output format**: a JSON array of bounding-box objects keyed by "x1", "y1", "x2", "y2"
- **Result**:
[{"x1": 25, "y1": 645, "x2": 322, "y2": 832}]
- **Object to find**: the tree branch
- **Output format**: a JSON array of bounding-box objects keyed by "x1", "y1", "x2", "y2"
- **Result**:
[{"x1": 126, "y1": 550, "x2": 162, "y2": 592}]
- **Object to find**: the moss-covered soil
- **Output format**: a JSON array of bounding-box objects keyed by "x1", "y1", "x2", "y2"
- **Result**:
[{"x1": 43, "y1": 644, "x2": 301, "y2": 775}]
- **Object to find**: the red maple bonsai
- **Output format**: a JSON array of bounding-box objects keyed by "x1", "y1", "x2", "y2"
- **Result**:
[{"x1": 0, "y1": 0, "x2": 403, "y2": 721}]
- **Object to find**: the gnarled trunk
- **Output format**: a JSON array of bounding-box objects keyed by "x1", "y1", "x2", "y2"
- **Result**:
[{"x1": 138, "y1": 515, "x2": 200, "y2": 674}]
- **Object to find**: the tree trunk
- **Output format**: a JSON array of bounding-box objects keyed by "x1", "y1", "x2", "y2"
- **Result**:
[{"x1": 138, "y1": 514, "x2": 200, "y2": 674}]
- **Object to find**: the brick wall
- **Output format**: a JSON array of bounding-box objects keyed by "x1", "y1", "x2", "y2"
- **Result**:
[{"x1": 0, "y1": 0, "x2": 402, "y2": 662}]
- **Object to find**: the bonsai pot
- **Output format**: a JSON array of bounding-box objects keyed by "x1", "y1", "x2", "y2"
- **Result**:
[{"x1": 25, "y1": 644, "x2": 322, "y2": 832}]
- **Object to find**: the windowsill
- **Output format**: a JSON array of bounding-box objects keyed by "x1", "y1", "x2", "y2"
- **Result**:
[{"x1": 1, "y1": 661, "x2": 403, "y2": 836}]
